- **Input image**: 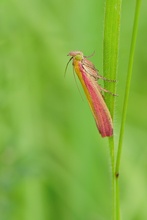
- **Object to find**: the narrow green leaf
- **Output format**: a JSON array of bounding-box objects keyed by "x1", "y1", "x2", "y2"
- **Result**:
[
  {"x1": 103, "y1": 0, "x2": 121, "y2": 117},
  {"x1": 103, "y1": 0, "x2": 122, "y2": 220}
]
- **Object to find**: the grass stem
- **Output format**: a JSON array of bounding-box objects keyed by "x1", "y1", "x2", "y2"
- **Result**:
[
  {"x1": 103, "y1": 0, "x2": 122, "y2": 219},
  {"x1": 115, "y1": 0, "x2": 142, "y2": 181},
  {"x1": 115, "y1": 1, "x2": 142, "y2": 219}
]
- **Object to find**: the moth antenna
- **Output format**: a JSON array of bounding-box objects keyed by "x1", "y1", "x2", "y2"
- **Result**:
[
  {"x1": 72, "y1": 67, "x2": 84, "y2": 101},
  {"x1": 84, "y1": 51, "x2": 95, "y2": 58},
  {"x1": 64, "y1": 57, "x2": 73, "y2": 77}
]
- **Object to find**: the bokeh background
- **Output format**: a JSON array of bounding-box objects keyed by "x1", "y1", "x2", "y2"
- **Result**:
[{"x1": 0, "y1": 0, "x2": 147, "y2": 220}]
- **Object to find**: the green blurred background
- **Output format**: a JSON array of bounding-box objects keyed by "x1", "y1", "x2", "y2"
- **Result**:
[{"x1": 0, "y1": 0, "x2": 147, "y2": 220}]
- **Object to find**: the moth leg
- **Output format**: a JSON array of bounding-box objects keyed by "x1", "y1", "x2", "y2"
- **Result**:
[
  {"x1": 96, "y1": 74, "x2": 116, "y2": 82},
  {"x1": 98, "y1": 84, "x2": 117, "y2": 96}
]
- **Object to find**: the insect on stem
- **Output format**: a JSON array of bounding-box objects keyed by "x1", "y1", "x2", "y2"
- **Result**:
[{"x1": 65, "y1": 51, "x2": 116, "y2": 137}]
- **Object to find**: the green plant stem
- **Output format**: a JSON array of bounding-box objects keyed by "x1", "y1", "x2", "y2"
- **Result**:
[
  {"x1": 103, "y1": 0, "x2": 122, "y2": 220},
  {"x1": 115, "y1": 0, "x2": 142, "y2": 219},
  {"x1": 115, "y1": 0, "x2": 142, "y2": 175},
  {"x1": 115, "y1": 178, "x2": 120, "y2": 219},
  {"x1": 109, "y1": 137, "x2": 116, "y2": 219}
]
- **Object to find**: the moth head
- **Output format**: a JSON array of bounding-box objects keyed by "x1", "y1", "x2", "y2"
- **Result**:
[{"x1": 68, "y1": 51, "x2": 83, "y2": 61}]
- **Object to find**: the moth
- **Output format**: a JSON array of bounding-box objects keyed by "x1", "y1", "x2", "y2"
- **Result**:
[{"x1": 65, "y1": 51, "x2": 115, "y2": 137}]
